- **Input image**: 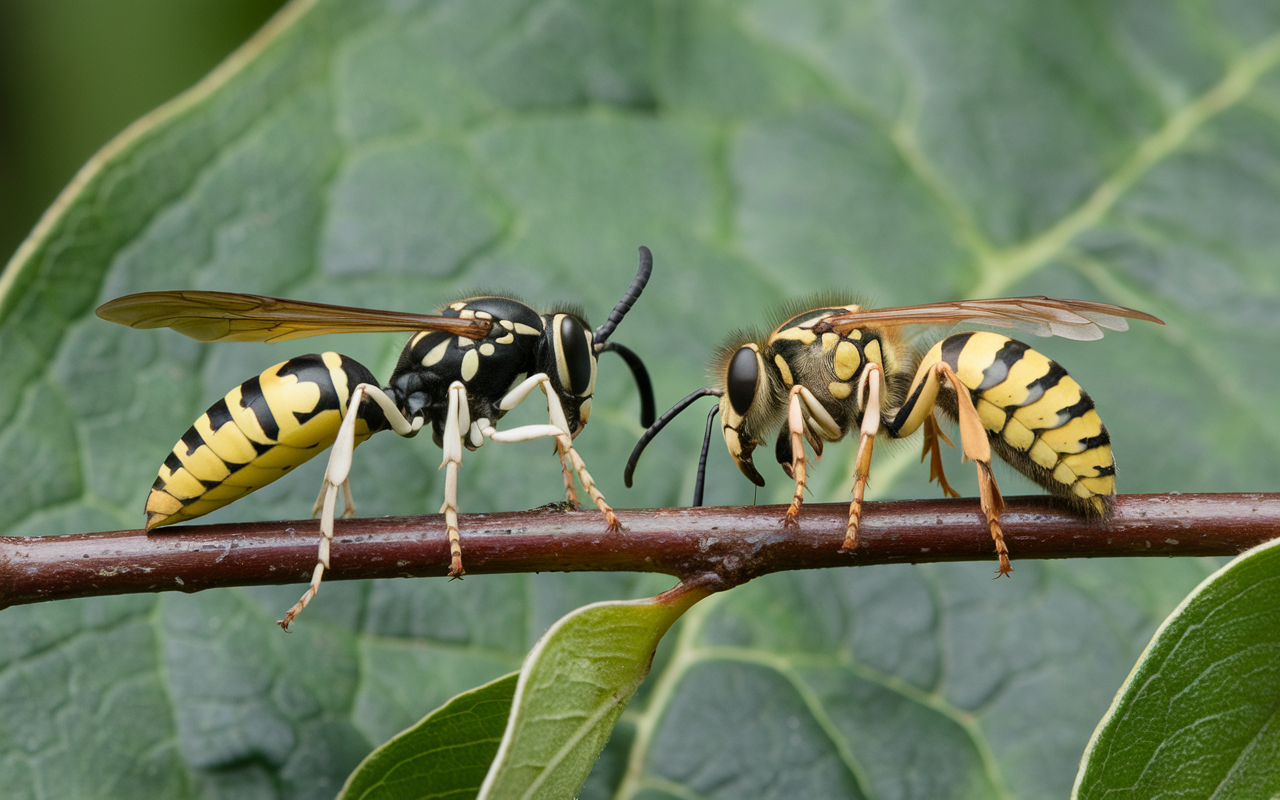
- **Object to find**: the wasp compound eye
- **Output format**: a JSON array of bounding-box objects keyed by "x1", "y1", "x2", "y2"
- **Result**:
[
  {"x1": 726, "y1": 346, "x2": 759, "y2": 416},
  {"x1": 556, "y1": 314, "x2": 594, "y2": 396}
]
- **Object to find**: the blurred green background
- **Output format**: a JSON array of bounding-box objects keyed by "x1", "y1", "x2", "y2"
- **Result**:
[{"x1": 0, "y1": 0, "x2": 286, "y2": 266}]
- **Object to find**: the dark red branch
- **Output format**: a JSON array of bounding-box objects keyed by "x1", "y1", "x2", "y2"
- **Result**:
[{"x1": 2, "y1": 493, "x2": 1277, "y2": 608}]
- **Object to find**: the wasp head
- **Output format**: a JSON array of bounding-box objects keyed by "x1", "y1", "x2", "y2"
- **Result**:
[
  {"x1": 539, "y1": 309, "x2": 597, "y2": 437},
  {"x1": 715, "y1": 337, "x2": 787, "y2": 487}
]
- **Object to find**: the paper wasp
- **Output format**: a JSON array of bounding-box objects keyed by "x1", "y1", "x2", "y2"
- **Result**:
[
  {"x1": 626, "y1": 295, "x2": 1163, "y2": 574},
  {"x1": 97, "y1": 247, "x2": 656, "y2": 629}
]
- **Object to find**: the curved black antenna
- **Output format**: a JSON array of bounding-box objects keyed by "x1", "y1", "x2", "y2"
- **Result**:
[
  {"x1": 596, "y1": 342, "x2": 655, "y2": 427},
  {"x1": 692, "y1": 404, "x2": 720, "y2": 507},
  {"x1": 594, "y1": 246, "x2": 653, "y2": 345},
  {"x1": 624, "y1": 387, "x2": 723, "y2": 488}
]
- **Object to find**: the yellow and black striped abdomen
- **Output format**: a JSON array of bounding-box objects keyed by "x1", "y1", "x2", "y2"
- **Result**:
[
  {"x1": 919, "y1": 331, "x2": 1115, "y2": 516},
  {"x1": 145, "y1": 352, "x2": 386, "y2": 529}
]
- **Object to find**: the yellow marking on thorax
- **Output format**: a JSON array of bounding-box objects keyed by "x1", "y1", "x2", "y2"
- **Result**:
[
  {"x1": 461, "y1": 349, "x2": 480, "y2": 382},
  {"x1": 828, "y1": 381, "x2": 852, "y2": 399},
  {"x1": 421, "y1": 339, "x2": 450, "y2": 367},
  {"x1": 863, "y1": 338, "x2": 883, "y2": 369},
  {"x1": 774, "y1": 354, "x2": 794, "y2": 387},
  {"x1": 833, "y1": 341, "x2": 861, "y2": 381},
  {"x1": 773, "y1": 326, "x2": 818, "y2": 345}
]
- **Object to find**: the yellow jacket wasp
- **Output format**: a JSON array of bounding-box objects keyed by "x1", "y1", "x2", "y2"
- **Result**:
[
  {"x1": 626, "y1": 295, "x2": 1163, "y2": 574},
  {"x1": 97, "y1": 247, "x2": 656, "y2": 629}
]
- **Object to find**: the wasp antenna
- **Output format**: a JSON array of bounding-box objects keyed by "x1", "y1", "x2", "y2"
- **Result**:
[
  {"x1": 595, "y1": 246, "x2": 653, "y2": 345},
  {"x1": 691, "y1": 404, "x2": 720, "y2": 507},
  {"x1": 624, "y1": 387, "x2": 722, "y2": 488},
  {"x1": 596, "y1": 341, "x2": 656, "y2": 427}
]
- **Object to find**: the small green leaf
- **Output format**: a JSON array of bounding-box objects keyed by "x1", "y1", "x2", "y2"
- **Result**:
[
  {"x1": 1074, "y1": 538, "x2": 1280, "y2": 799},
  {"x1": 339, "y1": 672, "x2": 518, "y2": 800},
  {"x1": 477, "y1": 583, "x2": 708, "y2": 800}
]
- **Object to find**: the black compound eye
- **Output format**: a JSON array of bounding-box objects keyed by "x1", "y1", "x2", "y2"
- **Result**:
[
  {"x1": 557, "y1": 315, "x2": 594, "y2": 396},
  {"x1": 726, "y1": 346, "x2": 759, "y2": 416}
]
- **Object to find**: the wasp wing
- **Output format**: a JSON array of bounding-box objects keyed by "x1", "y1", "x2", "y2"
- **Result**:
[
  {"x1": 825, "y1": 297, "x2": 1163, "y2": 342},
  {"x1": 96, "y1": 291, "x2": 492, "y2": 343}
]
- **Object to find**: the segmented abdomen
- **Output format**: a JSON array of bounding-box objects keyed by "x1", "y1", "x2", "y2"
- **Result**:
[
  {"x1": 922, "y1": 331, "x2": 1116, "y2": 515},
  {"x1": 145, "y1": 352, "x2": 385, "y2": 528}
]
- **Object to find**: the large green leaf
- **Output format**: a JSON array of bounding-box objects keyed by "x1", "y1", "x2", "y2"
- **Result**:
[
  {"x1": 1074, "y1": 538, "x2": 1280, "y2": 799},
  {"x1": 2, "y1": 1, "x2": 1278, "y2": 798}
]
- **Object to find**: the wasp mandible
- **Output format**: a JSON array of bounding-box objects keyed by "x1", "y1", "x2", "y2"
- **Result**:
[
  {"x1": 626, "y1": 295, "x2": 1163, "y2": 574},
  {"x1": 98, "y1": 247, "x2": 657, "y2": 629}
]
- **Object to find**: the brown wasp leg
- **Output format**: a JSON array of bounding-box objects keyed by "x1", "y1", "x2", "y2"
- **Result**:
[
  {"x1": 844, "y1": 362, "x2": 884, "y2": 551},
  {"x1": 280, "y1": 383, "x2": 422, "y2": 631},
  {"x1": 557, "y1": 441, "x2": 620, "y2": 531},
  {"x1": 489, "y1": 374, "x2": 621, "y2": 532},
  {"x1": 554, "y1": 440, "x2": 583, "y2": 510},
  {"x1": 935, "y1": 363, "x2": 1011, "y2": 576},
  {"x1": 921, "y1": 413, "x2": 961, "y2": 499}
]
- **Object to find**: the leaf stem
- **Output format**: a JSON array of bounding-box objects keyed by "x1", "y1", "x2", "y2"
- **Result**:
[{"x1": 1, "y1": 493, "x2": 1276, "y2": 609}]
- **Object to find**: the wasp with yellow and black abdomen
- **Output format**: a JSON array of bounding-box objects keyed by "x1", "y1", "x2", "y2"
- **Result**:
[
  {"x1": 97, "y1": 247, "x2": 657, "y2": 630},
  {"x1": 626, "y1": 295, "x2": 1163, "y2": 575}
]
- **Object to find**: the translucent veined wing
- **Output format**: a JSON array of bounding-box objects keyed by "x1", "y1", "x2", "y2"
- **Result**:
[
  {"x1": 825, "y1": 296, "x2": 1164, "y2": 342},
  {"x1": 96, "y1": 291, "x2": 492, "y2": 343}
]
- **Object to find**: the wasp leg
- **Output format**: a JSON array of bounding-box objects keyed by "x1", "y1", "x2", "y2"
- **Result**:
[
  {"x1": 782, "y1": 385, "x2": 842, "y2": 529},
  {"x1": 922, "y1": 413, "x2": 961, "y2": 499},
  {"x1": 782, "y1": 388, "x2": 807, "y2": 529},
  {"x1": 844, "y1": 362, "x2": 885, "y2": 551},
  {"x1": 437, "y1": 381, "x2": 472, "y2": 579},
  {"x1": 934, "y1": 363, "x2": 1011, "y2": 577},
  {"x1": 279, "y1": 383, "x2": 421, "y2": 632},
  {"x1": 885, "y1": 358, "x2": 1011, "y2": 576},
  {"x1": 488, "y1": 373, "x2": 621, "y2": 532},
  {"x1": 921, "y1": 360, "x2": 1008, "y2": 573},
  {"x1": 310, "y1": 479, "x2": 357, "y2": 520},
  {"x1": 554, "y1": 439, "x2": 583, "y2": 510}
]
